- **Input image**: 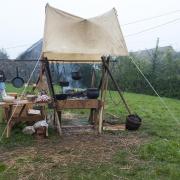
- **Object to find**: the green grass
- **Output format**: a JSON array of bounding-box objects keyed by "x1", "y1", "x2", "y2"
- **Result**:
[
  {"x1": 5, "y1": 83, "x2": 32, "y2": 94},
  {"x1": 0, "y1": 85, "x2": 180, "y2": 179},
  {"x1": 0, "y1": 163, "x2": 7, "y2": 173}
]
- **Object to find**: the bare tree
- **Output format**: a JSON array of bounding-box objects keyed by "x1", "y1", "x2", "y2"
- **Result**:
[{"x1": 0, "y1": 48, "x2": 9, "y2": 59}]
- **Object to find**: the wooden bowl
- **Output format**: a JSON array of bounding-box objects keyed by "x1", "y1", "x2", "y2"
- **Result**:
[
  {"x1": 2, "y1": 96, "x2": 15, "y2": 103},
  {"x1": 7, "y1": 93, "x2": 18, "y2": 99}
]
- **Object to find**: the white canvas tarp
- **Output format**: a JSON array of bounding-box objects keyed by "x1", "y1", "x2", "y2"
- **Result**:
[{"x1": 42, "y1": 4, "x2": 128, "y2": 62}]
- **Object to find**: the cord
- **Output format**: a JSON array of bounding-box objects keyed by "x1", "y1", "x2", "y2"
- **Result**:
[
  {"x1": 125, "y1": 18, "x2": 180, "y2": 37},
  {"x1": 129, "y1": 56, "x2": 179, "y2": 125},
  {"x1": 122, "y1": 9, "x2": 180, "y2": 26}
]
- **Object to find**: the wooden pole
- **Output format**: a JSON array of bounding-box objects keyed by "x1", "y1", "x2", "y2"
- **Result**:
[
  {"x1": 89, "y1": 67, "x2": 96, "y2": 124},
  {"x1": 98, "y1": 62, "x2": 104, "y2": 133},
  {"x1": 43, "y1": 58, "x2": 62, "y2": 135},
  {"x1": 55, "y1": 110, "x2": 62, "y2": 135},
  {"x1": 32, "y1": 63, "x2": 45, "y2": 92},
  {"x1": 99, "y1": 57, "x2": 110, "y2": 133},
  {"x1": 44, "y1": 59, "x2": 55, "y2": 97},
  {"x1": 98, "y1": 56, "x2": 110, "y2": 133},
  {"x1": 102, "y1": 57, "x2": 132, "y2": 115},
  {"x1": 98, "y1": 106, "x2": 103, "y2": 133},
  {"x1": 102, "y1": 57, "x2": 110, "y2": 103}
]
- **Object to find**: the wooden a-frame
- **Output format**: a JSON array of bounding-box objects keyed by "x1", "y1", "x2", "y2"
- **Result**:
[{"x1": 35, "y1": 55, "x2": 132, "y2": 135}]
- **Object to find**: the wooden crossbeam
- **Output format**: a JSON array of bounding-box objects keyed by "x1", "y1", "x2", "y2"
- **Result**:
[{"x1": 56, "y1": 99, "x2": 103, "y2": 110}]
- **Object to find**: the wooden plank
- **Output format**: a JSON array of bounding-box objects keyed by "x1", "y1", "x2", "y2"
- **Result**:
[
  {"x1": 0, "y1": 100, "x2": 48, "y2": 107},
  {"x1": 62, "y1": 125, "x2": 95, "y2": 134},
  {"x1": 56, "y1": 99, "x2": 102, "y2": 109},
  {"x1": 8, "y1": 115, "x2": 45, "y2": 122},
  {"x1": 103, "y1": 124, "x2": 125, "y2": 131},
  {"x1": 62, "y1": 125, "x2": 94, "y2": 129}
]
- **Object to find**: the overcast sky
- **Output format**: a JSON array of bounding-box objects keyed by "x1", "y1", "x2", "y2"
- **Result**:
[{"x1": 0, "y1": 0, "x2": 180, "y2": 58}]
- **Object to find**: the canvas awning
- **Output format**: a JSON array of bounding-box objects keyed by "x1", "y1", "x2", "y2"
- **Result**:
[{"x1": 42, "y1": 4, "x2": 128, "y2": 63}]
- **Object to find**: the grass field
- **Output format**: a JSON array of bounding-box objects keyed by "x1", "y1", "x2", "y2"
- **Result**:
[{"x1": 0, "y1": 84, "x2": 180, "y2": 179}]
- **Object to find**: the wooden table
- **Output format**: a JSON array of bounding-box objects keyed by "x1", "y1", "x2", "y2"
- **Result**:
[
  {"x1": 56, "y1": 99, "x2": 103, "y2": 131},
  {"x1": 0, "y1": 100, "x2": 48, "y2": 137}
]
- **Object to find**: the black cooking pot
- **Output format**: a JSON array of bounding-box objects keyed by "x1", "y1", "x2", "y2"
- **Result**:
[
  {"x1": 125, "y1": 114, "x2": 142, "y2": 130},
  {"x1": 57, "y1": 64, "x2": 69, "y2": 87},
  {"x1": 59, "y1": 80, "x2": 69, "y2": 87},
  {"x1": 87, "y1": 88, "x2": 99, "y2": 99},
  {"x1": 54, "y1": 94, "x2": 67, "y2": 100},
  {"x1": 71, "y1": 65, "x2": 82, "y2": 80},
  {"x1": 71, "y1": 71, "x2": 82, "y2": 80},
  {"x1": 11, "y1": 67, "x2": 24, "y2": 88}
]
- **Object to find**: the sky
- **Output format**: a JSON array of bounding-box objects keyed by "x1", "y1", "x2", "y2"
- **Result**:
[{"x1": 0, "y1": 0, "x2": 180, "y2": 58}]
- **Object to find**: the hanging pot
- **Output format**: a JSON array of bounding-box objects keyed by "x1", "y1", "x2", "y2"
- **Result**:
[
  {"x1": 11, "y1": 67, "x2": 24, "y2": 88},
  {"x1": 87, "y1": 88, "x2": 99, "y2": 99},
  {"x1": 58, "y1": 64, "x2": 69, "y2": 87},
  {"x1": 71, "y1": 64, "x2": 82, "y2": 80},
  {"x1": 125, "y1": 114, "x2": 142, "y2": 130}
]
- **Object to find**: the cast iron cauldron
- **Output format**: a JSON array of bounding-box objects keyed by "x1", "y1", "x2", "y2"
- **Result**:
[
  {"x1": 54, "y1": 94, "x2": 67, "y2": 100},
  {"x1": 87, "y1": 88, "x2": 99, "y2": 99},
  {"x1": 125, "y1": 114, "x2": 142, "y2": 130},
  {"x1": 71, "y1": 71, "x2": 82, "y2": 80},
  {"x1": 71, "y1": 65, "x2": 82, "y2": 80},
  {"x1": 59, "y1": 65, "x2": 69, "y2": 87}
]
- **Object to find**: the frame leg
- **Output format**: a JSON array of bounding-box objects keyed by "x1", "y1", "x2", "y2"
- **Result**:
[
  {"x1": 88, "y1": 109, "x2": 95, "y2": 124},
  {"x1": 6, "y1": 121, "x2": 13, "y2": 138},
  {"x1": 98, "y1": 106, "x2": 103, "y2": 134},
  {"x1": 55, "y1": 110, "x2": 62, "y2": 136}
]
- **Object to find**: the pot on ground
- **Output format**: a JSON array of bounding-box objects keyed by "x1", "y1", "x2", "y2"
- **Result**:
[{"x1": 126, "y1": 114, "x2": 142, "y2": 130}]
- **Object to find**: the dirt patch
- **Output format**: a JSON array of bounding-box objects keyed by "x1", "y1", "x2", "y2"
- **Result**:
[
  {"x1": 1, "y1": 134, "x2": 136, "y2": 164},
  {"x1": 0, "y1": 111, "x2": 145, "y2": 179},
  {"x1": 0, "y1": 134, "x2": 143, "y2": 178}
]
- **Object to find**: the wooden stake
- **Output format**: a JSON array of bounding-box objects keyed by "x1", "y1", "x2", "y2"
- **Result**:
[
  {"x1": 98, "y1": 106, "x2": 103, "y2": 133},
  {"x1": 43, "y1": 58, "x2": 62, "y2": 135},
  {"x1": 98, "y1": 57, "x2": 110, "y2": 133}
]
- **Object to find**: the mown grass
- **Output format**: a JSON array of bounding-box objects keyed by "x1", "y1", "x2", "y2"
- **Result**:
[{"x1": 0, "y1": 84, "x2": 180, "y2": 179}]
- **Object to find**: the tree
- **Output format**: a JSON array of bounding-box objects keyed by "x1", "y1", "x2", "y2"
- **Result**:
[
  {"x1": 164, "y1": 49, "x2": 177, "y2": 79},
  {"x1": 0, "y1": 48, "x2": 9, "y2": 59}
]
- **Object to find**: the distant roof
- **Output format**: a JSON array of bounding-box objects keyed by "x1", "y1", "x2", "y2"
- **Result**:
[{"x1": 17, "y1": 39, "x2": 42, "y2": 60}]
